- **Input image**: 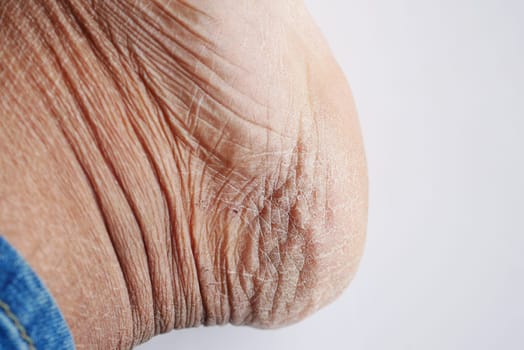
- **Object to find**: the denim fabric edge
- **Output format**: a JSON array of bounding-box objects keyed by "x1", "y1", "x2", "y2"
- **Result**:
[{"x1": 0, "y1": 235, "x2": 75, "y2": 349}]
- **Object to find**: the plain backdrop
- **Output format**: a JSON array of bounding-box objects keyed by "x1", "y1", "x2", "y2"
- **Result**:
[{"x1": 138, "y1": 1, "x2": 524, "y2": 349}]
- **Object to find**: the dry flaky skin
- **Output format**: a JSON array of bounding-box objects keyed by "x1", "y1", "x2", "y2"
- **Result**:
[{"x1": 0, "y1": 0, "x2": 367, "y2": 349}]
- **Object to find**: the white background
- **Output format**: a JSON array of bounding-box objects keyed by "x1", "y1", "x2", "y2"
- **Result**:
[{"x1": 138, "y1": 1, "x2": 524, "y2": 349}]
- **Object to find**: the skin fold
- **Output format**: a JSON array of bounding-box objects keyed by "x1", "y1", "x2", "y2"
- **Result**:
[{"x1": 0, "y1": 0, "x2": 368, "y2": 349}]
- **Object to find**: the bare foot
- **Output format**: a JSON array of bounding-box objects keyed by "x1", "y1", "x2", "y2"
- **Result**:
[{"x1": 0, "y1": 1, "x2": 367, "y2": 348}]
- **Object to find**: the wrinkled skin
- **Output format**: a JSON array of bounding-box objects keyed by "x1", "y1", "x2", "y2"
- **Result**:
[{"x1": 0, "y1": 0, "x2": 367, "y2": 349}]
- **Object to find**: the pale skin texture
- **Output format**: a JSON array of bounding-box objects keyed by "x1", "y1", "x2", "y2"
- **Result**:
[{"x1": 0, "y1": 0, "x2": 367, "y2": 349}]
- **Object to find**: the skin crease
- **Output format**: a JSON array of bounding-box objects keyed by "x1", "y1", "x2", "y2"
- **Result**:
[{"x1": 0, "y1": 0, "x2": 367, "y2": 349}]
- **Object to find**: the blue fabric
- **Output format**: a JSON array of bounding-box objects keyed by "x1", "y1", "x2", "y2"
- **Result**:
[{"x1": 0, "y1": 236, "x2": 75, "y2": 349}]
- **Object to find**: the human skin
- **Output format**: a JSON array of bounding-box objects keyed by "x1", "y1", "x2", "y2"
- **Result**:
[{"x1": 0, "y1": 0, "x2": 367, "y2": 349}]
